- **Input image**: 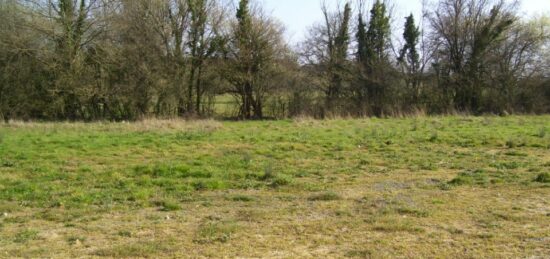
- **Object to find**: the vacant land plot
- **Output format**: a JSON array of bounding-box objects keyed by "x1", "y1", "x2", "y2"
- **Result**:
[{"x1": 0, "y1": 116, "x2": 549, "y2": 258}]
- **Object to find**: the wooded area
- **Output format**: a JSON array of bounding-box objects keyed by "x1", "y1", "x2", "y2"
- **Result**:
[{"x1": 0, "y1": 0, "x2": 549, "y2": 121}]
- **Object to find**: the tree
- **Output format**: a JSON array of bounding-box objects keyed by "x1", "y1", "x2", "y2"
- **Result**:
[
  {"x1": 301, "y1": 1, "x2": 352, "y2": 116},
  {"x1": 430, "y1": 0, "x2": 516, "y2": 113},
  {"x1": 398, "y1": 14, "x2": 421, "y2": 103},
  {"x1": 225, "y1": 0, "x2": 287, "y2": 119},
  {"x1": 356, "y1": 0, "x2": 392, "y2": 116}
]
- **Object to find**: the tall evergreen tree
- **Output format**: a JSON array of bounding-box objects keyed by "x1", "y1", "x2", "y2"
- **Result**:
[
  {"x1": 327, "y1": 2, "x2": 351, "y2": 105},
  {"x1": 366, "y1": 0, "x2": 391, "y2": 64},
  {"x1": 356, "y1": 0, "x2": 391, "y2": 116},
  {"x1": 356, "y1": 15, "x2": 368, "y2": 66},
  {"x1": 334, "y1": 3, "x2": 351, "y2": 63},
  {"x1": 399, "y1": 14, "x2": 421, "y2": 102},
  {"x1": 399, "y1": 14, "x2": 420, "y2": 71}
]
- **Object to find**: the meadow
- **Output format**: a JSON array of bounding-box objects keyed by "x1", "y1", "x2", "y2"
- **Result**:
[{"x1": 0, "y1": 116, "x2": 549, "y2": 258}]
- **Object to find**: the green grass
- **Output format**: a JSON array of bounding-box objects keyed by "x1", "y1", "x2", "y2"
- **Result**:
[{"x1": 0, "y1": 116, "x2": 549, "y2": 257}]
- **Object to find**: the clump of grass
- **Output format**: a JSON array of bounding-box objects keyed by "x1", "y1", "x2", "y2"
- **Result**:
[
  {"x1": 504, "y1": 151, "x2": 528, "y2": 157},
  {"x1": 241, "y1": 153, "x2": 252, "y2": 168},
  {"x1": 270, "y1": 175, "x2": 292, "y2": 187},
  {"x1": 260, "y1": 164, "x2": 275, "y2": 181},
  {"x1": 372, "y1": 222, "x2": 425, "y2": 233},
  {"x1": 346, "y1": 250, "x2": 373, "y2": 258},
  {"x1": 396, "y1": 207, "x2": 430, "y2": 218},
  {"x1": 428, "y1": 132, "x2": 438, "y2": 142},
  {"x1": 505, "y1": 138, "x2": 526, "y2": 149},
  {"x1": 229, "y1": 195, "x2": 256, "y2": 202},
  {"x1": 260, "y1": 164, "x2": 292, "y2": 187},
  {"x1": 152, "y1": 199, "x2": 181, "y2": 211},
  {"x1": 448, "y1": 169, "x2": 519, "y2": 186},
  {"x1": 175, "y1": 130, "x2": 212, "y2": 141},
  {"x1": 14, "y1": 229, "x2": 39, "y2": 243},
  {"x1": 94, "y1": 241, "x2": 172, "y2": 257},
  {"x1": 192, "y1": 179, "x2": 227, "y2": 191},
  {"x1": 448, "y1": 169, "x2": 488, "y2": 186},
  {"x1": 537, "y1": 127, "x2": 546, "y2": 138},
  {"x1": 308, "y1": 191, "x2": 341, "y2": 201},
  {"x1": 117, "y1": 230, "x2": 132, "y2": 237},
  {"x1": 1, "y1": 159, "x2": 15, "y2": 168},
  {"x1": 194, "y1": 221, "x2": 238, "y2": 244},
  {"x1": 490, "y1": 161, "x2": 522, "y2": 170},
  {"x1": 534, "y1": 172, "x2": 550, "y2": 183},
  {"x1": 67, "y1": 236, "x2": 86, "y2": 245}
]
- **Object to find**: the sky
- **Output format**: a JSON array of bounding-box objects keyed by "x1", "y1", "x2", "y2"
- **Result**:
[{"x1": 259, "y1": 0, "x2": 550, "y2": 44}]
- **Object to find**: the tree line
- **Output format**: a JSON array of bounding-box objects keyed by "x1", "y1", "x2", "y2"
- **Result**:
[{"x1": 0, "y1": 0, "x2": 549, "y2": 121}]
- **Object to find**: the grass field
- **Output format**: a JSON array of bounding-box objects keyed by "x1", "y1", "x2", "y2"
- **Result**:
[{"x1": 0, "y1": 116, "x2": 549, "y2": 258}]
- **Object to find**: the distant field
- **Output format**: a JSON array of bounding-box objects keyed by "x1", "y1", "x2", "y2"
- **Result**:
[{"x1": 0, "y1": 116, "x2": 549, "y2": 257}]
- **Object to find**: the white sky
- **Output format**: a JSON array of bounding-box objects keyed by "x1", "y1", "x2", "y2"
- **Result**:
[{"x1": 259, "y1": 0, "x2": 550, "y2": 43}]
